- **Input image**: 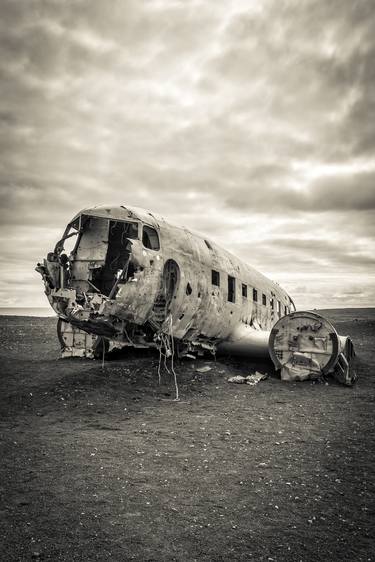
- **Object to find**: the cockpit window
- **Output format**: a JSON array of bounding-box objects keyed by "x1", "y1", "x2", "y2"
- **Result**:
[
  {"x1": 113, "y1": 220, "x2": 138, "y2": 239},
  {"x1": 142, "y1": 225, "x2": 160, "y2": 250}
]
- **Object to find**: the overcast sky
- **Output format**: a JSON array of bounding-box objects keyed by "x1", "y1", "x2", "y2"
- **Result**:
[{"x1": 0, "y1": 0, "x2": 374, "y2": 309}]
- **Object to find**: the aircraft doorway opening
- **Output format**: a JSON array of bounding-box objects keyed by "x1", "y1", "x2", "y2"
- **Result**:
[
  {"x1": 163, "y1": 259, "x2": 180, "y2": 311},
  {"x1": 92, "y1": 220, "x2": 138, "y2": 297}
]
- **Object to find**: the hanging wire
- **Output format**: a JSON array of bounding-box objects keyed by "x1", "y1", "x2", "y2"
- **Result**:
[
  {"x1": 157, "y1": 342, "x2": 163, "y2": 385},
  {"x1": 101, "y1": 339, "x2": 105, "y2": 370},
  {"x1": 169, "y1": 316, "x2": 179, "y2": 401},
  {"x1": 156, "y1": 317, "x2": 179, "y2": 400},
  {"x1": 123, "y1": 325, "x2": 134, "y2": 346}
]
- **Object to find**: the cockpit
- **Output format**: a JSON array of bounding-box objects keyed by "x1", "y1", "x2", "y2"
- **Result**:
[{"x1": 43, "y1": 213, "x2": 160, "y2": 303}]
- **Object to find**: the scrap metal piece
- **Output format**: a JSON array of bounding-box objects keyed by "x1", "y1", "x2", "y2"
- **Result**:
[
  {"x1": 196, "y1": 365, "x2": 212, "y2": 373},
  {"x1": 227, "y1": 372, "x2": 267, "y2": 385},
  {"x1": 57, "y1": 318, "x2": 99, "y2": 358},
  {"x1": 269, "y1": 311, "x2": 356, "y2": 385},
  {"x1": 246, "y1": 371, "x2": 268, "y2": 385},
  {"x1": 227, "y1": 375, "x2": 247, "y2": 384}
]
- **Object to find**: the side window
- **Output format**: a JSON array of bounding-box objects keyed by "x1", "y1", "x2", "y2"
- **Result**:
[
  {"x1": 253, "y1": 288, "x2": 258, "y2": 302},
  {"x1": 277, "y1": 300, "x2": 281, "y2": 316},
  {"x1": 212, "y1": 270, "x2": 220, "y2": 286},
  {"x1": 242, "y1": 284, "x2": 247, "y2": 298},
  {"x1": 284, "y1": 305, "x2": 289, "y2": 316},
  {"x1": 142, "y1": 225, "x2": 160, "y2": 250},
  {"x1": 228, "y1": 275, "x2": 236, "y2": 303},
  {"x1": 270, "y1": 298, "x2": 274, "y2": 310},
  {"x1": 262, "y1": 293, "x2": 267, "y2": 306}
]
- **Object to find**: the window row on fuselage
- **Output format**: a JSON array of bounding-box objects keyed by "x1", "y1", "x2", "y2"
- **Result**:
[{"x1": 211, "y1": 269, "x2": 291, "y2": 316}]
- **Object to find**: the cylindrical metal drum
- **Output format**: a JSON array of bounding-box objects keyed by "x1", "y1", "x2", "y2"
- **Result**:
[{"x1": 268, "y1": 311, "x2": 356, "y2": 384}]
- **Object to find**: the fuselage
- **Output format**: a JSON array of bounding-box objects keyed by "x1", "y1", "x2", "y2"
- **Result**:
[
  {"x1": 36, "y1": 204, "x2": 356, "y2": 386},
  {"x1": 37, "y1": 205, "x2": 295, "y2": 356}
]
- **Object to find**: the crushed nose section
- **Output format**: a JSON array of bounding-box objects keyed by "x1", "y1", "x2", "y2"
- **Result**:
[
  {"x1": 57, "y1": 318, "x2": 99, "y2": 358},
  {"x1": 36, "y1": 211, "x2": 164, "y2": 358},
  {"x1": 57, "y1": 318, "x2": 113, "y2": 359},
  {"x1": 268, "y1": 311, "x2": 357, "y2": 385}
]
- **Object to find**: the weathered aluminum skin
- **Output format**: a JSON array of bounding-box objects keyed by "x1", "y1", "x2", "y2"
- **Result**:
[{"x1": 36, "y1": 204, "x2": 294, "y2": 358}]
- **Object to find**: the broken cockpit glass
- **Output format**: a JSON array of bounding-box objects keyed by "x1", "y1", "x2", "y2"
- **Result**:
[
  {"x1": 37, "y1": 215, "x2": 140, "y2": 304},
  {"x1": 67, "y1": 216, "x2": 139, "y2": 298}
]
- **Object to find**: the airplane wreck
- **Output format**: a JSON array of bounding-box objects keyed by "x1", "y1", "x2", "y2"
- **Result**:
[{"x1": 36, "y1": 205, "x2": 356, "y2": 385}]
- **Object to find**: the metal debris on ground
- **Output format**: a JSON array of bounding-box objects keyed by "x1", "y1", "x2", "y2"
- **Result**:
[
  {"x1": 227, "y1": 375, "x2": 246, "y2": 384},
  {"x1": 227, "y1": 372, "x2": 268, "y2": 385},
  {"x1": 196, "y1": 365, "x2": 212, "y2": 373},
  {"x1": 246, "y1": 371, "x2": 268, "y2": 385}
]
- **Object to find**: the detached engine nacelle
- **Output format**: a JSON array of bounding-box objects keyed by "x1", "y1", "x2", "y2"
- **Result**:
[{"x1": 268, "y1": 311, "x2": 356, "y2": 386}]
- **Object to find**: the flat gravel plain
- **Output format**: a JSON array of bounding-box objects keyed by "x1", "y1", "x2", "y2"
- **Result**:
[{"x1": 0, "y1": 309, "x2": 374, "y2": 561}]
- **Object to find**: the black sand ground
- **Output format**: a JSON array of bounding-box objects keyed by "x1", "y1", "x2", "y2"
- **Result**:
[{"x1": 0, "y1": 309, "x2": 374, "y2": 561}]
